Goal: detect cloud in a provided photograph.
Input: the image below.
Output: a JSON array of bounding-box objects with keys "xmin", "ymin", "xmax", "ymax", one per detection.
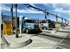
[
  {"xmin": 1, "ymin": 4, "xmax": 15, "ymax": 12},
  {"xmin": 1, "ymin": 4, "xmax": 43, "ymax": 14},
  {"xmin": 1, "ymin": 4, "xmax": 10, "ymax": 11},
  {"xmin": 53, "ymin": 8, "xmax": 70, "ymax": 14},
  {"xmin": 52, "ymin": 4, "xmax": 70, "ymax": 14},
  {"xmin": 30, "ymin": 3, "xmax": 36, "ymax": 7},
  {"xmin": 43, "ymin": 3, "xmax": 70, "ymax": 22},
  {"xmin": 43, "ymin": 4, "xmax": 52, "ymax": 7},
  {"xmin": 17, "ymin": 8, "xmax": 43, "ymax": 14},
  {"xmin": 43, "ymin": 3, "xmax": 70, "ymax": 14}
]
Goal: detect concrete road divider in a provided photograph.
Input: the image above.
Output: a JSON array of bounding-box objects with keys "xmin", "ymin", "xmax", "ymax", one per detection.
[{"xmin": 3, "ymin": 34, "xmax": 32, "ymax": 48}]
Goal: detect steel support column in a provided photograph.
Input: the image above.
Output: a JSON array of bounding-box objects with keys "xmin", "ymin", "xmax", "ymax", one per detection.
[
  {"xmin": 14, "ymin": 4, "xmax": 19, "ymax": 38},
  {"xmin": 1, "ymin": 13, "xmax": 3, "ymax": 23},
  {"xmin": 10, "ymin": 4, "xmax": 13, "ymax": 30},
  {"xmin": 65, "ymin": 19, "xmax": 66, "ymax": 24},
  {"xmin": 45, "ymin": 9, "xmax": 49, "ymax": 29},
  {"xmin": 45, "ymin": 9, "xmax": 47, "ymax": 22},
  {"xmin": 62, "ymin": 18, "xmax": 63, "ymax": 23},
  {"xmin": 56, "ymin": 14, "xmax": 58, "ymax": 23}
]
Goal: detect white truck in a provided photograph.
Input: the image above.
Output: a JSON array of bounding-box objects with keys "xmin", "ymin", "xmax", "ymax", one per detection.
[{"xmin": 41, "ymin": 20, "xmax": 49, "ymax": 30}]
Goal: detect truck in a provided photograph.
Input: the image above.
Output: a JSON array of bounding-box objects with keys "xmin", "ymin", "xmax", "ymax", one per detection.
[
  {"xmin": 40, "ymin": 19, "xmax": 54, "ymax": 30},
  {"xmin": 39, "ymin": 19, "xmax": 57, "ymax": 30},
  {"xmin": 21, "ymin": 17, "xmax": 40, "ymax": 33},
  {"xmin": 41, "ymin": 20, "xmax": 48, "ymax": 30}
]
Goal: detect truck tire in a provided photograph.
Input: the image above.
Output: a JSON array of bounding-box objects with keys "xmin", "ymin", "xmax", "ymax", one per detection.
[{"xmin": 26, "ymin": 29, "xmax": 29, "ymax": 34}]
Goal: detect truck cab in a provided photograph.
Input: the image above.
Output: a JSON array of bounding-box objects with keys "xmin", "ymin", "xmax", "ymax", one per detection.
[
  {"xmin": 41, "ymin": 19, "xmax": 54, "ymax": 30},
  {"xmin": 41, "ymin": 20, "xmax": 48, "ymax": 30},
  {"xmin": 22, "ymin": 18, "xmax": 39, "ymax": 33}
]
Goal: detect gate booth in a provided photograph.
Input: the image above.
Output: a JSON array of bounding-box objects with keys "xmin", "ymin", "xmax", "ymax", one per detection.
[
  {"xmin": 1, "ymin": 14, "xmax": 13, "ymax": 35},
  {"xmin": 3, "ymin": 21, "xmax": 13, "ymax": 35}
]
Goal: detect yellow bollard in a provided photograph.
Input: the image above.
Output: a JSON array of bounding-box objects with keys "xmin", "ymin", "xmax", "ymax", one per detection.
[
  {"xmin": 19, "ymin": 25, "xmax": 22, "ymax": 34},
  {"xmin": 39, "ymin": 24, "xmax": 42, "ymax": 31}
]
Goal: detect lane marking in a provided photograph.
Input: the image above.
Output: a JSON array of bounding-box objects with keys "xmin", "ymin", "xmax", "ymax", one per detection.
[{"xmin": 53, "ymin": 33, "xmax": 69, "ymax": 49}]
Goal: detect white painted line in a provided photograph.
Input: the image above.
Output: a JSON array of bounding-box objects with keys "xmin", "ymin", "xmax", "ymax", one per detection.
[
  {"xmin": 53, "ymin": 33, "xmax": 69, "ymax": 49},
  {"xmin": 56, "ymin": 46, "xmax": 67, "ymax": 49}
]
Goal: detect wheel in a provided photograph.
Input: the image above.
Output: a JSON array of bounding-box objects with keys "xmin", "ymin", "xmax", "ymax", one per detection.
[
  {"xmin": 44, "ymin": 27, "xmax": 47, "ymax": 30},
  {"xmin": 26, "ymin": 29, "xmax": 29, "ymax": 34}
]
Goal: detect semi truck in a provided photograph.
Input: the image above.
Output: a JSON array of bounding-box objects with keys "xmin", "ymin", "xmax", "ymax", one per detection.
[
  {"xmin": 39, "ymin": 19, "xmax": 55, "ymax": 30},
  {"xmin": 21, "ymin": 17, "xmax": 40, "ymax": 33},
  {"xmin": 41, "ymin": 20, "xmax": 48, "ymax": 30}
]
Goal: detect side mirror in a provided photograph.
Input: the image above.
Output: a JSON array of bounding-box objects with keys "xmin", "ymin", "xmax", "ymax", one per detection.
[{"xmin": 23, "ymin": 16, "xmax": 25, "ymax": 19}]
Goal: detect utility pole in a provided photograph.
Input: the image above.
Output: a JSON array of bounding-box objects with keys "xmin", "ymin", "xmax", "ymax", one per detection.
[
  {"xmin": 45, "ymin": 9, "xmax": 49, "ymax": 29},
  {"xmin": 65, "ymin": 19, "xmax": 66, "ymax": 24},
  {"xmin": 1, "ymin": 13, "xmax": 3, "ymax": 37},
  {"xmin": 62, "ymin": 18, "xmax": 63, "ymax": 23},
  {"xmin": 10, "ymin": 4, "xmax": 13, "ymax": 30},
  {"xmin": 45, "ymin": 9, "xmax": 47, "ymax": 22},
  {"xmin": 1, "ymin": 13, "xmax": 3, "ymax": 23},
  {"xmin": 56, "ymin": 14, "xmax": 58, "ymax": 23},
  {"xmin": 14, "ymin": 4, "xmax": 19, "ymax": 38},
  {"xmin": 68, "ymin": 21, "xmax": 69, "ymax": 25},
  {"xmin": 67, "ymin": 20, "xmax": 68, "ymax": 24}
]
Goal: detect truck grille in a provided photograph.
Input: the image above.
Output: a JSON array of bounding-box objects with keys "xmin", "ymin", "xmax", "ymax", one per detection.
[{"xmin": 34, "ymin": 25, "xmax": 39, "ymax": 29}]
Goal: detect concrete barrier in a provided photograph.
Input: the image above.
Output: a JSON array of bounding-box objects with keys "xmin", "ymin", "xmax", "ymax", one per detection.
[
  {"xmin": 50, "ymin": 30, "xmax": 56, "ymax": 34},
  {"xmin": 9, "ymin": 39, "xmax": 32, "ymax": 48},
  {"xmin": 3, "ymin": 34, "xmax": 32, "ymax": 48}
]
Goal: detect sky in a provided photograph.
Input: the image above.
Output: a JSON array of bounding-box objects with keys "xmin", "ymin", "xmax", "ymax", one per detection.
[{"xmin": 1, "ymin": 3, "xmax": 70, "ymax": 23}]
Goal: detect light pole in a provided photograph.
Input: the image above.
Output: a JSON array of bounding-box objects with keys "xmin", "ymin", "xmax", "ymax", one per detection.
[
  {"xmin": 62, "ymin": 18, "xmax": 63, "ymax": 23},
  {"xmin": 56, "ymin": 14, "xmax": 58, "ymax": 23},
  {"xmin": 10, "ymin": 4, "xmax": 13, "ymax": 30},
  {"xmin": 14, "ymin": 4, "xmax": 19, "ymax": 38},
  {"xmin": 65, "ymin": 19, "xmax": 66, "ymax": 24},
  {"xmin": 1, "ymin": 13, "xmax": 3, "ymax": 23},
  {"xmin": 45, "ymin": 9, "xmax": 49, "ymax": 29},
  {"xmin": 1, "ymin": 13, "xmax": 3, "ymax": 37},
  {"xmin": 45, "ymin": 9, "xmax": 47, "ymax": 22}
]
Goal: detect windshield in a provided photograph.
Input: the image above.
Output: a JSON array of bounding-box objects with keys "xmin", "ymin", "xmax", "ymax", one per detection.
[
  {"xmin": 42, "ymin": 20, "xmax": 46, "ymax": 23},
  {"xmin": 25, "ymin": 20, "xmax": 36, "ymax": 23}
]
